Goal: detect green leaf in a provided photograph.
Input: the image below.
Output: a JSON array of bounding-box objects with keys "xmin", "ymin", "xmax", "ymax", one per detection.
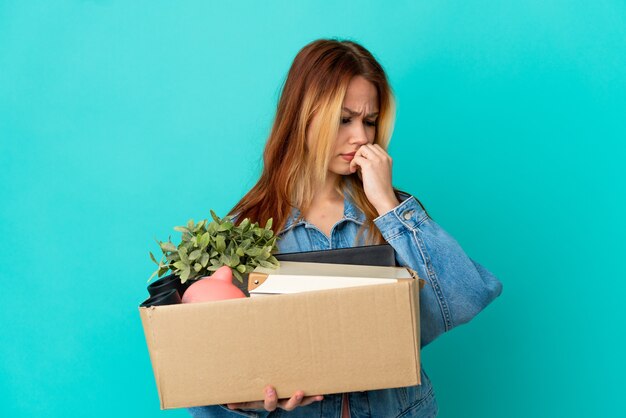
[
  {"xmin": 179, "ymin": 247, "xmax": 189, "ymax": 263},
  {"xmin": 210, "ymin": 209, "xmax": 221, "ymax": 223},
  {"xmin": 236, "ymin": 247, "xmax": 245, "ymax": 257},
  {"xmin": 159, "ymin": 241, "xmax": 178, "ymax": 253},
  {"xmin": 166, "ymin": 252, "xmax": 180, "ymax": 262},
  {"xmin": 199, "ymin": 232, "xmax": 210, "ymax": 249},
  {"xmin": 233, "ymin": 269, "xmax": 244, "ymax": 283},
  {"xmin": 193, "ymin": 262, "xmax": 202, "ymax": 272},
  {"xmin": 149, "ymin": 251, "xmax": 159, "ymax": 266},
  {"xmin": 180, "ymin": 268, "xmax": 191, "ymax": 282},
  {"xmin": 219, "ymin": 254, "xmax": 231, "ymax": 266},
  {"xmin": 173, "ymin": 261, "xmax": 187, "ymax": 271},
  {"xmin": 265, "ymin": 218, "xmax": 273, "ymax": 230},
  {"xmin": 189, "ymin": 249, "xmax": 202, "ymax": 261},
  {"xmin": 200, "ymin": 253, "xmax": 210, "ymax": 267},
  {"xmin": 245, "ymin": 247, "xmax": 262, "ymax": 257},
  {"xmin": 236, "ymin": 264, "xmax": 246, "ymax": 273},
  {"xmin": 215, "ymin": 235, "xmax": 226, "ymax": 253},
  {"xmin": 217, "ymin": 222, "xmax": 233, "ymax": 232},
  {"xmin": 187, "ymin": 219, "xmax": 195, "ymax": 230},
  {"xmin": 174, "ymin": 226, "xmax": 191, "ymax": 234},
  {"xmin": 258, "ymin": 260, "xmax": 277, "ymax": 268}
]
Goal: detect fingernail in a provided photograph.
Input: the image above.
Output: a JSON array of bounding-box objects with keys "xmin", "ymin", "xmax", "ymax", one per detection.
[
  {"xmin": 266, "ymin": 388, "xmax": 274, "ymax": 397},
  {"xmin": 296, "ymin": 393, "xmax": 303, "ymax": 400}
]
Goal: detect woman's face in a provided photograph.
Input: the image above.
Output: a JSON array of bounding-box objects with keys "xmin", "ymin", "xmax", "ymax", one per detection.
[{"xmin": 308, "ymin": 75, "xmax": 379, "ymax": 177}]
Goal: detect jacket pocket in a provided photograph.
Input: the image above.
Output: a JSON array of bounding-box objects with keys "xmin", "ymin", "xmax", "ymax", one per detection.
[{"xmin": 396, "ymin": 388, "xmax": 438, "ymax": 418}]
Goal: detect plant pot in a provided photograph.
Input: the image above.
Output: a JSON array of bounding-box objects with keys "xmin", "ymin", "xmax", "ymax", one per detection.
[
  {"xmin": 181, "ymin": 266, "xmax": 246, "ymax": 303},
  {"xmin": 140, "ymin": 288, "xmax": 182, "ymax": 307},
  {"xmin": 147, "ymin": 273, "xmax": 182, "ymax": 297},
  {"xmin": 180, "ymin": 277, "xmax": 199, "ymax": 295}
]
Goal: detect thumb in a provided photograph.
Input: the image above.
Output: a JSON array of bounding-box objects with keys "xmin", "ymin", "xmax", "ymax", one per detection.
[{"xmin": 349, "ymin": 159, "xmax": 359, "ymax": 173}]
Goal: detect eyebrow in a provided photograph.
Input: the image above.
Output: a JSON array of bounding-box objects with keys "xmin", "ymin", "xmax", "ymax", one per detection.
[{"xmin": 342, "ymin": 107, "xmax": 379, "ymax": 117}]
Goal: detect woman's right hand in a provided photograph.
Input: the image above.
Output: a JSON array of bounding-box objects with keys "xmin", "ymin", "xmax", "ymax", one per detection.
[{"xmin": 226, "ymin": 385, "xmax": 324, "ymax": 412}]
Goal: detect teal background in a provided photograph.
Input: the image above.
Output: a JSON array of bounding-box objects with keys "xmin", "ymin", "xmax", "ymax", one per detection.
[{"xmin": 1, "ymin": 1, "xmax": 624, "ymax": 417}]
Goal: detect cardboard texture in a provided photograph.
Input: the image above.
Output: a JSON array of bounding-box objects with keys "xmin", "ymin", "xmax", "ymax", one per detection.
[{"xmin": 139, "ymin": 272, "xmax": 425, "ymax": 409}]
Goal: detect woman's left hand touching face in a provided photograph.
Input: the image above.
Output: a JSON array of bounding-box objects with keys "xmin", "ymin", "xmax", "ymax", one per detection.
[{"xmin": 349, "ymin": 144, "xmax": 400, "ymax": 216}]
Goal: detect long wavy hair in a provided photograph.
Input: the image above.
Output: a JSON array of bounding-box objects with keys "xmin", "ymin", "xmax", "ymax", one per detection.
[{"xmin": 228, "ymin": 38, "xmax": 430, "ymax": 246}]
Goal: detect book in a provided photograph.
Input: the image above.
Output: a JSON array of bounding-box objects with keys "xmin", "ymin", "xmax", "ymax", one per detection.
[
  {"xmin": 274, "ymin": 243, "xmax": 398, "ymax": 267},
  {"xmin": 248, "ymin": 260, "xmax": 418, "ymax": 296}
]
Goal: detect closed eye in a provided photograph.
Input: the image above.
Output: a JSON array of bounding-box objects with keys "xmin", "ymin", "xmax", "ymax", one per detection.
[{"xmin": 341, "ymin": 118, "xmax": 377, "ymax": 127}]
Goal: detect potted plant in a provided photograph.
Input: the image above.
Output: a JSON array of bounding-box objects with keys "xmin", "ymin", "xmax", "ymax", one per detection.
[{"xmin": 148, "ymin": 210, "xmax": 280, "ymax": 290}]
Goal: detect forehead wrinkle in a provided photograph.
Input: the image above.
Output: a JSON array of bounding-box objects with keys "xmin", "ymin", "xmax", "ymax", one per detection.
[{"xmin": 342, "ymin": 106, "xmax": 379, "ymax": 117}]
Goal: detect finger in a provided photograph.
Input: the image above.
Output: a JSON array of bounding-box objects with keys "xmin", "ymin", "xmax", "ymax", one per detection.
[
  {"xmin": 349, "ymin": 154, "xmax": 361, "ymax": 172},
  {"xmin": 356, "ymin": 144, "xmax": 371, "ymax": 158},
  {"xmin": 370, "ymin": 143, "xmax": 385, "ymax": 152},
  {"xmin": 371, "ymin": 143, "xmax": 391, "ymax": 159},
  {"xmin": 364, "ymin": 143, "xmax": 384, "ymax": 155},
  {"xmin": 359, "ymin": 144, "xmax": 380, "ymax": 158},
  {"xmin": 280, "ymin": 390, "xmax": 304, "ymax": 411},
  {"xmin": 349, "ymin": 157, "xmax": 358, "ymax": 173},
  {"xmin": 350, "ymin": 155, "xmax": 370, "ymax": 173},
  {"xmin": 299, "ymin": 395, "xmax": 324, "ymax": 407},
  {"xmin": 264, "ymin": 386, "xmax": 278, "ymax": 411}
]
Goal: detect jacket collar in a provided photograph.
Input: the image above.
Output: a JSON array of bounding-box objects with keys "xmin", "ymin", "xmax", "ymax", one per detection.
[{"xmin": 278, "ymin": 183, "xmax": 366, "ymax": 235}]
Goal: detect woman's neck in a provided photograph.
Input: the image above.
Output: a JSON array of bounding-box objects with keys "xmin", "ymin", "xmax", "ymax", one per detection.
[{"xmin": 312, "ymin": 174, "xmax": 343, "ymax": 204}]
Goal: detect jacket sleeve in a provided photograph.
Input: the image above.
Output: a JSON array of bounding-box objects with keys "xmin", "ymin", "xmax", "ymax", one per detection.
[{"xmin": 373, "ymin": 194, "xmax": 503, "ymax": 348}]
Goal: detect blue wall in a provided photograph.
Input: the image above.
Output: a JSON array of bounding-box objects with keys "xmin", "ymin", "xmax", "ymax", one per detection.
[{"xmin": 1, "ymin": 1, "xmax": 624, "ymax": 417}]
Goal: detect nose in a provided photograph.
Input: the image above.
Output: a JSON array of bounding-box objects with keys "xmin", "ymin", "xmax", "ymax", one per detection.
[{"xmin": 348, "ymin": 123, "xmax": 369, "ymax": 146}]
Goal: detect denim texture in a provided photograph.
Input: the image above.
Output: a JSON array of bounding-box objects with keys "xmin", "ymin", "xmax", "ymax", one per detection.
[{"xmin": 187, "ymin": 187, "xmax": 502, "ymax": 418}]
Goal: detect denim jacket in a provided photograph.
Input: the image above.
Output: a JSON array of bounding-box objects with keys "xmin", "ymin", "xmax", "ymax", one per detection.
[{"xmin": 188, "ymin": 189, "xmax": 503, "ymax": 418}]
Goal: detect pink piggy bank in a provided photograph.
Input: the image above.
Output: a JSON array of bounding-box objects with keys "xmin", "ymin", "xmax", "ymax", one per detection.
[{"xmin": 181, "ymin": 265, "xmax": 246, "ymax": 303}]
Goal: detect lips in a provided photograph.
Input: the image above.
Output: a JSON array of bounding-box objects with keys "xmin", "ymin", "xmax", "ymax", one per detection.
[{"xmin": 341, "ymin": 152, "xmax": 356, "ymax": 157}]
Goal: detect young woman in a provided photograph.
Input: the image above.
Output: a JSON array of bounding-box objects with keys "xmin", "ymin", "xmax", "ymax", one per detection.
[{"xmin": 188, "ymin": 38, "xmax": 503, "ymax": 418}]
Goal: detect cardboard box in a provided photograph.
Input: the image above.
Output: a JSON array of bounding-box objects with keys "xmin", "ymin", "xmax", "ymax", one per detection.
[{"xmin": 139, "ymin": 273, "xmax": 425, "ymax": 409}]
